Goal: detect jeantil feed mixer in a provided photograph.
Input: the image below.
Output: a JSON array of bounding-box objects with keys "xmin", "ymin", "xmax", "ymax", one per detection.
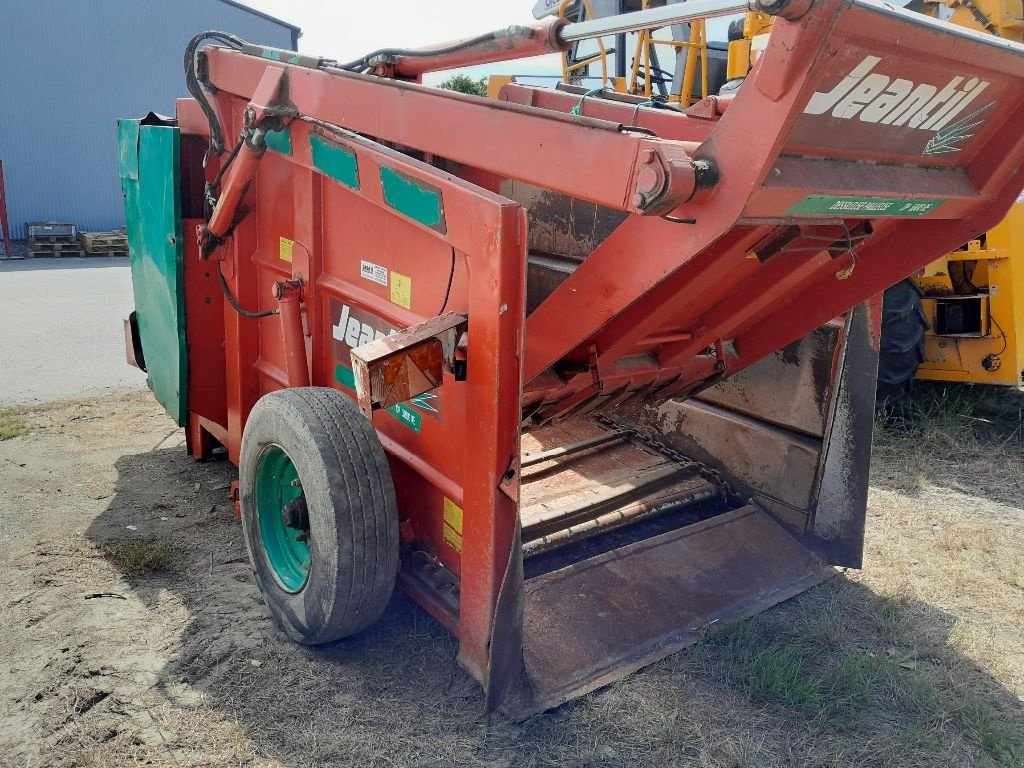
[{"xmin": 120, "ymin": 0, "xmax": 1024, "ymax": 716}]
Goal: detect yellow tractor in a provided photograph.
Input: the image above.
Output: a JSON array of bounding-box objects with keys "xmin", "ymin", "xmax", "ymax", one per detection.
[
  {"xmin": 536, "ymin": 0, "xmax": 1024, "ymax": 406},
  {"xmin": 873, "ymin": 0, "xmax": 1024, "ymax": 405}
]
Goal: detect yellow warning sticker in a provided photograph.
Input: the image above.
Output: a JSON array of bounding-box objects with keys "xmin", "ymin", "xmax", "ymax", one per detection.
[
  {"xmin": 442, "ymin": 498, "xmax": 463, "ymax": 552},
  {"xmin": 390, "ymin": 271, "xmax": 412, "ymax": 309},
  {"xmin": 443, "ymin": 524, "xmax": 462, "ymax": 553},
  {"xmin": 443, "ymin": 498, "xmax": 463, "ymax": 532},
  {"xmin": 279, "ymin": 236, "xmax": 294, "ymax": 263}
]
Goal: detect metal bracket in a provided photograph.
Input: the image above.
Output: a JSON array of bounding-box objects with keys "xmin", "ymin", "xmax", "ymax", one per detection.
[{"xmin": 350, "ymin": 313, "xmax": 468, "ymax": 419}]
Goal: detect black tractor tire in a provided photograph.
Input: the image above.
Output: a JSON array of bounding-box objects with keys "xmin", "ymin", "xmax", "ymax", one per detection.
[
  {"xmin": 239, "ymin": 387, "xmax": 399, "ymax": 644},
  {"xmin": 876, "ymin": 279, "xmax": 928, "ymax": 411}
]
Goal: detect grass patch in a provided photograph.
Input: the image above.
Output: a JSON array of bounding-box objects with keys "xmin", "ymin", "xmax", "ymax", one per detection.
[
  {"xmin": 702, "ymin": 619, "xmax": 888, "ymax": 724},
  {"xmin": 872, "ymin": 382, "xmax": 1024, "ymax": 504},
  {"xmin": 0, "ymin": 407, "xmax": 27, "ymax": 440},
  {"xmin": 104, "ymin": 539, "xmax": 177, "ymax": 574},
  {"xmin": 699, "ymin": 594, "xmax": 1024, "ymax": 765},
  {"xmin": 956, "ymin": 700, "xmax": 1024, "ymax": 767}
]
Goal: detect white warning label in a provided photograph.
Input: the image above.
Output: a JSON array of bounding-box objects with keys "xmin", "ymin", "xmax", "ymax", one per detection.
[{"xmin": 360, "ymin": 260, "xmax": 388, "ymax": 286}]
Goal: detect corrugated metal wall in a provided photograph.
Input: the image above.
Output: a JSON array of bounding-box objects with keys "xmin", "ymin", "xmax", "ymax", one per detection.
[{"xmin": 0, "ymin": 0, "xmax": 298, "ymax": 239}]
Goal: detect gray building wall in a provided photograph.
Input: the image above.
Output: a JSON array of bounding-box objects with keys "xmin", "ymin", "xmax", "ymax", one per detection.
[{"xmin": 0, "ymin": 0, "xmax": 299, "ymax": 239}]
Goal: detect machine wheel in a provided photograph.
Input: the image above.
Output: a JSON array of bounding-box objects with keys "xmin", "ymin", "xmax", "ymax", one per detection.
[
  {"xmin": 239, "ymin": 387, "xmax": 399, "ymax": 644},
  {"xmin": 876, "ymin": 279, "xmax": 928, "ymax": 410}
]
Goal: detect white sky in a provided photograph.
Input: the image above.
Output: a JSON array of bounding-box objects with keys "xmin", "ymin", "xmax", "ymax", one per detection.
[{"xmin": 241, "ymin": 0, "xmax": 565, "ymax": 84}]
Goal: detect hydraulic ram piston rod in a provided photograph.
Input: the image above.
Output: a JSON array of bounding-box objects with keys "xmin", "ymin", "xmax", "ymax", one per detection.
[
  {"xmin": 381, "ymin": 0, "xmax": 762, "ymax": 77},
  {"xmin": 560, "ymin": 0, "xmax": 752, "ymax": 42}
]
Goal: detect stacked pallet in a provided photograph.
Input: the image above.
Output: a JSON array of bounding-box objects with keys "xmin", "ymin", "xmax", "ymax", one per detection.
[
  {"xmin": 79, "ymin": 229, "xmax": 128, "ymax": 256},
  {"xmin": 26, "ymin": 221, "xmax": 82, "ymax": 257}
]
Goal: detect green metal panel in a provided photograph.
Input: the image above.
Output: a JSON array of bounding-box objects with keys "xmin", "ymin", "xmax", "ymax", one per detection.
[
  {"xmin": 265, "ymin": 126, "xmax": 292, "ymax": 155},
  {"xmin": 379, "ymin": 166, "xmax": 446, "ymax": 232},
  {"xmin": 310, "ymin": 133, "xmax": 359, "ymax": 189},
  {"xmin": 118, "ymin": 120, "xmax": 186, "ymax": 425}
]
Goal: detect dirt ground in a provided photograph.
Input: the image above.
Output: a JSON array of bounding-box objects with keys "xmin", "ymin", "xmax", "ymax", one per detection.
[{"xmin": 1, "ymin": 387, "xmax": 1022, "ymax": 768}]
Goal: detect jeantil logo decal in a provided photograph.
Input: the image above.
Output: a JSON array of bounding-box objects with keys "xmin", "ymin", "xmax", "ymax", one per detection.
[{"xmin": 804, "ymin": 55, "xmax": 993, "ymax": 154}]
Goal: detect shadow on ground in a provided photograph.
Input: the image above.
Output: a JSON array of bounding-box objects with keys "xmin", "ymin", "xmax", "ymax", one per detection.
[{"xmin": 86, "ymin": 445, "xmax": 1024, "ymax": 768}]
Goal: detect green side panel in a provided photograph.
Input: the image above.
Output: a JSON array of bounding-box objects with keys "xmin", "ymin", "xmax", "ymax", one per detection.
[
  {"xmin": 379, "ymin": 166, "xmax": 446, "ymax": 232},
  {"xmin": 118, "ymin": 120, "xmax": 186, "ymax": 426},
  {"xmin": 310, "ymin": 133, "xmax": 359, "ymax": 189},
  {"xmin": 333, "ymin": 364, "xmax": 421, "ymax": 432},
  {"xmin": 786, "ymin": 194, "xmax": 946, "ymax": 217},
  {"xmin": 265, "ymin": 126, "xmax": 292, "ymax": 155}
]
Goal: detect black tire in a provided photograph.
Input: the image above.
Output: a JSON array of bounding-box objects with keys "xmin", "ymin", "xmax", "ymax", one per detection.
[
  {"xmin": 239, "ymin": 387, "xmax": 399, "ymax": 644},
  {"xmin": 876, "ymin": 279, "xmax": 928, "ymax": 411}
]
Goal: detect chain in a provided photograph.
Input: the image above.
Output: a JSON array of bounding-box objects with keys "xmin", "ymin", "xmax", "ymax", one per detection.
[{"xmin": 594, "ymin": 414, "xmax": 741, "ymax": 503}]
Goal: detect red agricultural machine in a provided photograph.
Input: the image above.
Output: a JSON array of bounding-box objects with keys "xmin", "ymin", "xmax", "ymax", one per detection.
[{"xmin": 120, "ymin": 0, "xmax": 1024, "ymax": 716}]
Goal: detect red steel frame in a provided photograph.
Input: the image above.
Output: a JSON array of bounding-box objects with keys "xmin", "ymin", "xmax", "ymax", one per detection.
[{"xmin": 174, "ymin": 0, "xmax": 1024, "ymax": 702}]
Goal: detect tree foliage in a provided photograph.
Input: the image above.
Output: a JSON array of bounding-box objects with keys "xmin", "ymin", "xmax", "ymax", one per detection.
[{"xmin": 437, "ymin": 74, "xmax": 488, "ymax": 97}]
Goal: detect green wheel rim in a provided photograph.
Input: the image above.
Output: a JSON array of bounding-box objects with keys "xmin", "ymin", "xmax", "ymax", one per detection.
[{"xmin": 255, "ymin": 444, "xmax": 311, "ymax": 593}]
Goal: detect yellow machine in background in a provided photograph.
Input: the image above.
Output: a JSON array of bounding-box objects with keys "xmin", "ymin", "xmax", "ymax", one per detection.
[
  {"xmin": 880, "ymin": 0, "xmax": 1024, "ymax": 402},
  {"xmin": 914, "ymin": 203, "xmax": 1024, "ymax": 386},
  {"xmin": 543, "ymin": 0, "xmax": 1024, "ymax": 403}
]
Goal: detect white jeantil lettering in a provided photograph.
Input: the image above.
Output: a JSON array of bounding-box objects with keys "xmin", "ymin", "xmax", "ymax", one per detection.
[
  {"xmin": 332, "ymin": 303, "xmax": 396, "ymax": 349},
  {"xmin": 927, "ymin": 81, "xmax": 989, "ymax": 130},
  {"xmin": 909, "ymin": 77, "xmax": 963, "ymax": 128},
  {"xmin": 858, "ymin": 79, "xmax": 914, "ymax": 123},
  {"xmin": 885, "ymin": 84, "xmax": 938, "ymax": 126},
  {"xmin": 804, "ymin": 56, "xmax": 881, "ymax": 115},
  {"xmin": 832, "ymin": 73, "xmax": 890, "ymax": 119},
  {"xmin": 804, "ymin": 56, "xmax": 991, "ymax": 136}
]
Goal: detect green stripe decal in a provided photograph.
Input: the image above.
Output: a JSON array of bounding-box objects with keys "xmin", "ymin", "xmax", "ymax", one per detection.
[
  {"xmin": 787, "ymin": 195, "xmax": 946, "ymax": 217},
  {"xmin": 389, "ymin": 403, "xmax": 423, "ymax": 432},
  {"xmin": 334, "ymin": 364, "xmax": 422, "ymax": 432},
  {"xmin": 379, "ymin": 167, "xmax": 446, "ymax": 232},
  {"xmin": 265, "ymin": 127, "xmax": 292, "ymax": 156},
  {"xmin": 260, "ymin": 47, "xmax": 301, "ymax": 65},
  {"xmin": 334, "ymin": 363, "xmax": 356, "ymax": 390},
  {"xmin": 310, "ymin": 134, "xmax": 359, "ymax": 189}
]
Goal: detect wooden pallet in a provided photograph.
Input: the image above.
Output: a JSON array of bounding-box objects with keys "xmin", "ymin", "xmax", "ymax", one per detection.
[
  {"xmin": 27, "ymin": 242, "xmax": 84, "ymax": 257},
  {"xmin": 79, "ymin": 231, "xmax": 128, "ymax": 255},
  {"xmin": 28, "ymin": 234, "xmax": 78, "ymax": 245}
]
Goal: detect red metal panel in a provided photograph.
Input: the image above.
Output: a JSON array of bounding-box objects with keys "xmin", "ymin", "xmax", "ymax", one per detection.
[{"xmin": 185, "ymin": 91, "xmax": 529, "ymax": 678}]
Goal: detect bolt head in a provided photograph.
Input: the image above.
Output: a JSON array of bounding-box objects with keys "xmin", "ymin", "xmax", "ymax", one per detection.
[{"xmin": 635, "ymin": 165, "xmax": 661, "ymax": 195}]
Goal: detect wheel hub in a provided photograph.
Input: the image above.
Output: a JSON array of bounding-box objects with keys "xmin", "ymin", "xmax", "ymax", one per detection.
[
  {"xmin": 254, "ymin": 445, "xmax": 311, "ymax": 592},
  {"xmin": 281, "ymin": 496, "xmax": 310, "ymax": 542}
]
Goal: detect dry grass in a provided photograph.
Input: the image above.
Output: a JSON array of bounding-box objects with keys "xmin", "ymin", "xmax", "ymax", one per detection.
[
  {"xmin": 872, "ymin": 381, "xmax": 1024, "ymax": 504},
  {"xmin": 103, "ymin": 539, "xmax": 178, "ymax": 574},
  {"xmin": 0, "ymin": 405, "xmax": 28, "ymax": 440},
  {"xmin": 4, "ymin": 388, "xmax": 1023, "ymax": 768}
]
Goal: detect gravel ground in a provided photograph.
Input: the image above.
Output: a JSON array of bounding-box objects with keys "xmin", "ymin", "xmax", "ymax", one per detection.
[{"xmin": 0, "ymin": 248, "xmax": 146, "ymax": 404}]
